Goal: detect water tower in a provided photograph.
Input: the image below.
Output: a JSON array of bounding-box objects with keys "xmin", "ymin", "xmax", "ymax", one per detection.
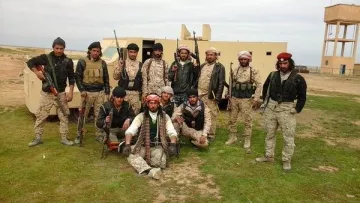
[{"xmin": 320, "ymin": 4, "xmax": 360, "ymax": 75}]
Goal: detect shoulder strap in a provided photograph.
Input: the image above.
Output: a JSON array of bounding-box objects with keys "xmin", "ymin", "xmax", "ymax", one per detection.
[
  {"xmin": 46, "ymin": 54, "xmax": 58, "ymax": 89},
  {"xmin": 250, "ymin": 67, "xmax": 253, "ymax": 83},
  {"xmin": 147, "ymin": 59, "xmax": 153, "ymax": 81},
  {"xmin": 162, "ymin": 60, "xmax": 166, "ymax": 84}
]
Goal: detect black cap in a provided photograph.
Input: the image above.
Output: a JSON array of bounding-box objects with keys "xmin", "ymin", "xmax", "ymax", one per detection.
[
  {"xmin": 127, "ymin": 43, "xmax": 139, "ymax": 52},
  {"xmin": 112, "ymin": 86, "xmax": 126, "ymax": 97},
  {"xmin": 88, "ymin": 41, "xmax": 102, "ymax": 50},
  {"xmin": 153, "ymin": 43, "xmax": 163, "ymax": 51},
  {"xmin": 52, "ymin": 37, "xmax": 66, "ymax": 48},
  {"xmin": 187, "ymin": 88, "xmax": 198, "ymax": 97}
]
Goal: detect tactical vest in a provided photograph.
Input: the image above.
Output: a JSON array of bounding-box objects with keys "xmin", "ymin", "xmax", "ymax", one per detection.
[
  {"xmin": 118, "ymin": 61, "xmax": 143, "ymax": 91},
  {"xmin": 269, "ymin": 71, "xmax": 299, "ymax": 103},
  {"xmin": 83, "ymin": 58, "xmax": 104, "ymax": 85},
  {"xmin": 231, "ymin": 67, "xmax": 256, "ymax": 99},
  {"xmin": 182, "ymin": 101, "xmax": 205, "ymax": 131}
]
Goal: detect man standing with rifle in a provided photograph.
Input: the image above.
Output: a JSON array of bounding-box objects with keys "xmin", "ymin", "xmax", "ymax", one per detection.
[
  {"xmin": 168, "ymin": 44, "xmax": 195, "ymax": 106},
  {"xmin": 225, "ymin": 51, "xmax": 262, "ymax": 154},
  {"xmin": 196, "ymin": 47, "xmax": 225, "ymax": 142},
  {"xmin": 26, "ymin": 37, "xmax": 75, "ymax": 147},
  {"xmin": 113, "ymin": 42, "xmax": 143, "ymax": 115},
  {"xmin": 142, "ymin": 43, "xmax": 168, "ymax": 100},
  {"xmin": 75, "ymin": 41, "xmax": 110, "ymax": 143}
]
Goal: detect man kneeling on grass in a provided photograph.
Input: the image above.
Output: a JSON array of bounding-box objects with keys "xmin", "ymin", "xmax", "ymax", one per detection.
[
  {"xmin": 172, "ymin": 89, "xmax": 211, "ymax": 149},
  {"xmin": 96, "ymin": 86, "xmax": 135, "ymax": 143},
  {"xmin": 123, "ymin": 93, "xmax": 178, "ymax": 180}
]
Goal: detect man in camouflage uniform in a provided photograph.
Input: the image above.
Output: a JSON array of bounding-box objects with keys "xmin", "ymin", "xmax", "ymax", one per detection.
[
  {"xmin": 196, "ymin": 47, "xmax": 225, "ymax": 141},
  {"xmin": 142, "ymin": 43, "xmax": 168, "ymax": 100},
  {"xmin": 27, "ymin": 37, "xmax": 75, "ymax": 146},
  {"xmin": 225, "ymin": 51, "xmax": 262, "ymax": 154},
  {"xmin": 123, "ymin": 94, "xmax": 178, "ymax": 180},
  {"xmin": 168, "ymin": 44, "xmax": 196, "ymax": 106},
  {"xmin": 172, "ymin": 89, "xmax": 211, "ymax": 149},
  {"xmin": 75, "ymin": 41, "xmax": 110, "ymax": 143},
  {"xmin": 256, "ymin": 52, "xmax": 307, "ymax": 171},
  {"xmin": 159, "ymin": 86, "xmax": 175, "ymax": 118},
  {"xmin": 113, "ymin": 43, "xmax": 143, "ymax": 114}
]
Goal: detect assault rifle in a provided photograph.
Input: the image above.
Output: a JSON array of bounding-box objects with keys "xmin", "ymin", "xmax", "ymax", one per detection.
[
  {"xmin": 35, "ymin": 65, "xmax": 68, "ymax": 116},
  {"xmin": 173, "ymin": 38, "xmax": 179, "ymax": 82},
  {"xmin": 77, "ymin": 98, "xmax": 87, "ymax": 146},
  {"xmin": 101, "ymin": 108, "xmax": 114, "ymax": 158},
  {"xmin": 227, "ymin": 62, "xmax": 234, "ymax": 111},
  {"xmin": 191, "ymin": 31, "xmax": 200, "ymax": 68},
  {"xmin": 113, "ymin": 30, "xmax": 124, "ymax": 61}
]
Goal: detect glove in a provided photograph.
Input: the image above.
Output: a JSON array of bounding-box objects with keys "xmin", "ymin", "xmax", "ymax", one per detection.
[
  {"xmin": 168, "ymin": 143, "xmax": 177, "ymax": 156},
  {"xmin": 123, "ymin": 144, "xmax": 131, "ymax": 157}
]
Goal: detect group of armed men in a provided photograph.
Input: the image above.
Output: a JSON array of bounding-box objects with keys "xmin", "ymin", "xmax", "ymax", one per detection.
[{"xmin": 26, "ymin": 37, "xmax": 307, "ymax": 179}]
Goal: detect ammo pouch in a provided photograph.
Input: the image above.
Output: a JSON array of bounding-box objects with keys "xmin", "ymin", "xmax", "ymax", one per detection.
[
  {"xmin": 232, "ymin": 82, "xmax": 255, "ymax": 98},
  {"xmin": 119, "ymin": 62, "xmax": 142, "ymax": 91}
]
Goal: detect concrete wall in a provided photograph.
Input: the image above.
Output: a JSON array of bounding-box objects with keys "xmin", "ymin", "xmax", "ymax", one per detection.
[
  {"xmin": 321, "ymin": 56, "xmax": 355, "ymax": 75},
  {"xmin": 325, "ymin": 4, "xmax": 360, "ymax": 23}
]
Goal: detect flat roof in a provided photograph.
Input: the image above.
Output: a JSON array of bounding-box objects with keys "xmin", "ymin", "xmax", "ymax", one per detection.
[{"xmin": 325, "ymin": 3, "xmax": 360, "ymax": 8}]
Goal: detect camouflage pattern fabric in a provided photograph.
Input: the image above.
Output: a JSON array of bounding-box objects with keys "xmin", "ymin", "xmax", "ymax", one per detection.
[
  {"xmin": 125, "ymin": 91, "xmax": 141, "ymax": 115},
  {"xmin": 83, "ymin": 91, "xmax": 106, "ymax": 137},
  {"xmin": 173, "ymin": 122, "xmax": 208, "ymax": 148},
  {"xmin": 228, "ymin": 98, "xmax": 253, "ymax": 148},
  {"xmin": 127, "ymin": 146, "xmax": 167, "ymax": 174},
  {"xmin": 263, "ymin": 99, "xmax": 296, "ymax": 162},
  {"xmin": 34, "ymin": 91, "xmax": 70, "ymax": 140},
  {"xmin": 141, "ymin": 58, "xmax": 168, "ymax": 97},
  {"xmin": 197, "ymin": 63, "xmax": 215, "ymax": 97},
  {"xmin": 200, "ymin": 96, "xmax": 218, "ymax": 139}
]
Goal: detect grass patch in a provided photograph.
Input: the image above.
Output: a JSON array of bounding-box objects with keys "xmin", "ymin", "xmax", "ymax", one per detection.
[{"xmin": 1, "ymin": 92, "xmax": 360, "ymax": 202}]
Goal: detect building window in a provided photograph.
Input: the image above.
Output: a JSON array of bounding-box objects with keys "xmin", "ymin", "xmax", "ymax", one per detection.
[
  {"xmin": 325, "ymin": 60, "xmax": 328, "ymax": 66},
  {"xmin": 266, "ymin": 51, "xmax": 272, "ymax": 56}
]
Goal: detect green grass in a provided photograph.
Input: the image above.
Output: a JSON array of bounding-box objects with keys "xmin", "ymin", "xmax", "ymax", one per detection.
[{"xmin": 0, "ymin": 92, "xmax": 360, "ymax": 202}]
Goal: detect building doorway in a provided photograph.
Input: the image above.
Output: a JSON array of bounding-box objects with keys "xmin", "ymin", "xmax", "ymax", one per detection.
[
  {"xmin": 340, "ymin": 64, "xmax": 346, "ymax": 75},
  {"xmin": 142, "ymin": 40, "xmax": 155, "ymax": 63}
]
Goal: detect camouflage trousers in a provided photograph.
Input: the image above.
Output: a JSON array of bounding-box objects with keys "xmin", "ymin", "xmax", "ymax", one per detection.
[
  {"xmin": 108, "ymin": 128, "xmax": 125, "ymax": 142},
  {"xmin": 127, "ymin": 146, "xmax": 166, "ymax": 174},
  {"xmin": 83, "ymin": 91, "xmax": 106, "ymax": 137},
  {"xmin": 228, "ymin": 98, "xmax": 253, "ymax": 148},
  {"xmin": 200, "ymin": 97, "xmax": 219, "ymax": 139},
  {"xmin": 34, "ymin": 91, "xmax": 70, "ymax": 140},
  {"xmin": 125, "ymin": 91, "xmax": 141, "ymax": 115},
  {"xmin": 263, "ymin": 101, "xmax": 297, "ymax": 162},
  {"xmin": 173, "ymin": 93, "xmax": 187, "ymax": 107},
  {"xmin": 173, "ymin": 122, "xmax": 208, "ymax": 148}
]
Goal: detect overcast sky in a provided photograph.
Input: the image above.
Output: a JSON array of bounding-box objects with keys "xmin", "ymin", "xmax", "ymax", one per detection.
[{"xmin": 1, "ymin": 0, "xmax": 359, "ymax": 66}]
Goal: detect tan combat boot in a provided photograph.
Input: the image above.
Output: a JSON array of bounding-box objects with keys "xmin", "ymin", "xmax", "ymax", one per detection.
[
  {"xmin": 225, "ymin": 134, "xmax": 238, "ymax": 145},
  {"xmin": 255, "ymin": 156, "xmax": 274, "ymax": 162},
  {"xmin": 244, "ymin": 137, "xmax": 251, "ymax": 154},
  {"xmin": 283, "ymin": 161, "xmax": 291, "ymax": 171},
  {"xmin": 148, "ymin": 168, "xmax": 162, "ymax": 180}
]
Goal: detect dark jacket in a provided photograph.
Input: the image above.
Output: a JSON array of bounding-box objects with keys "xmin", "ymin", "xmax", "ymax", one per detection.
[
  {"xmin": 26, "ymin": 51, "xmax": 75, "ymax": 93},
  {"xmin": 182, "ymin": 100, "xmax": 205, "ymax": 131},
  {"xmin": 262, "ymin": 70, "xmax": 307, "ymax": 113},
  {"xmin": 75, "ymin": 57, "xmax": 110, "ymax": 94},
  {"xmin": 197, "ymin": 62, "xmax": 226, "ymax": 101},
  {"xmin": 96, "ymin": 100, "xmax": 135, "ymax": 129},
  {"xmin": 168, "ymin": 60, "xmax": 195, "ymax": 93}
]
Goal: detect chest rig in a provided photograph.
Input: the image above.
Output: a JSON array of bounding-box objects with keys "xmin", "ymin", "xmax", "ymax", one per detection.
[{"xmin": 231, "ymin": 67, "xmax": 256, "ymax": 99}]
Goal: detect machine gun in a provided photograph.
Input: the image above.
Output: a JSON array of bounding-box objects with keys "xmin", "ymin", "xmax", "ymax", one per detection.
[
  {"xmin": 35, "ymin": 65, "xmax": 68, "ymax": 116},
  {"xmin": 77, "ymin": 98, "xmax": 87, "ymax": 146},
  {"xmin": 227, "ymin": 62, "xmax": 234, "ymax": 111},
  {"xmin": 114, "ymin": 30, "xmax": 128, "ymax": 81},
  {"xmin": 101, "ymin": 108, "xmax": 114, "ymax": 158}
]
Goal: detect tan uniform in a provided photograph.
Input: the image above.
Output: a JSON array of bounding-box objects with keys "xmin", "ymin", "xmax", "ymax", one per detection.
[
  {"xmin": 34, "ymin": 92, "xmax": 70, "ymax": 140},
  {"xmin": 198, "ymin": 62, "xmax": 218, "ymax": 139},
  {"xmin": 142, "ymin": 58, "xmax": 168, "ymax": 97},
  {"xmin": 227, "ymin": 66, "xmax": 262, "ymax": 149},
  {"xmin": 114, "ymin": 59, "xmax": 142, "ymax": 114},
  {"xmin": 82, "ymin": 91, "xmax": 106, "ymax": 137},
  {"xmin": 172, "ymin": 101, "xmax": 211, "ymax": 148}
]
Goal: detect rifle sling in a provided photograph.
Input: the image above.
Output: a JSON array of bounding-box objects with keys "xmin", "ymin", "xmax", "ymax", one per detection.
[{"xmin": 46, "ymin": 54, "xmax": 59, "ymax": 90}]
